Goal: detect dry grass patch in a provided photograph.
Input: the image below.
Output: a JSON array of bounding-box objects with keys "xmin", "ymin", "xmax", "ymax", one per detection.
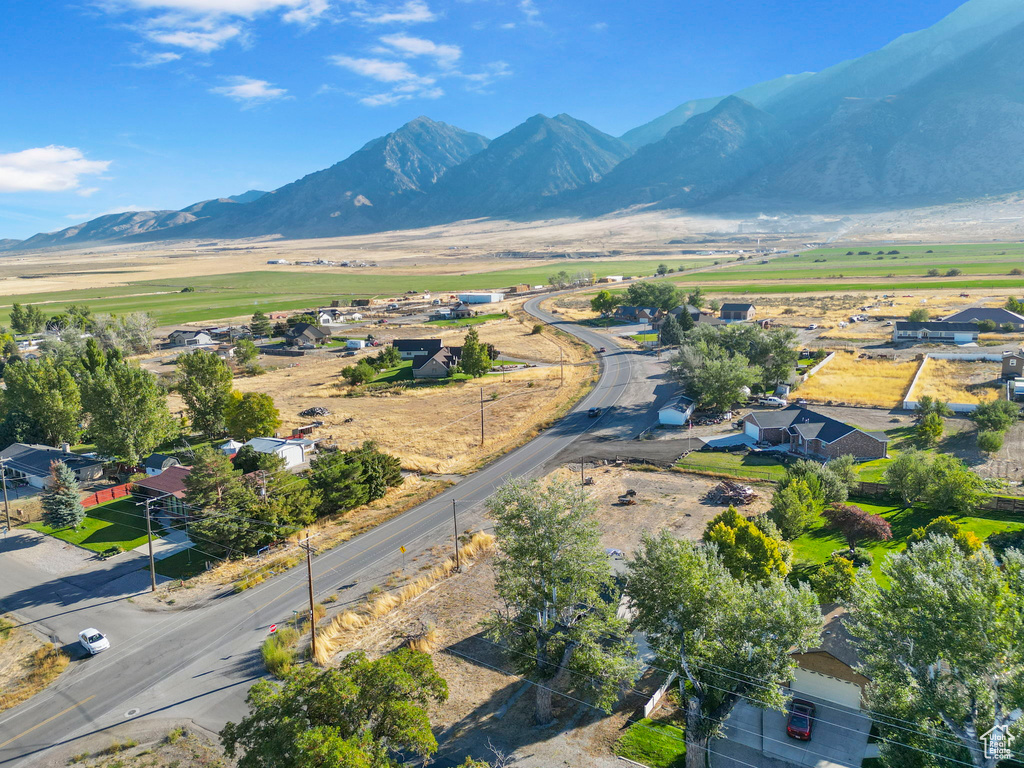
[
  {"xmin": 0, "ymin": 623, "xmax": 69, "ymax": 712},
  {"xmin": 796, "ymin": 352, "xmax": 919, "ymax": 408},
  {"xmin": 912, "ymin": 359, "xmax": 1002, "ymax": 404}
]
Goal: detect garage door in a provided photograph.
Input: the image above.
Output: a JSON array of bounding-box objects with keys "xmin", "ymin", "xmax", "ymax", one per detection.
[
  {"xmin": 791, "ymin": 669, "xmax": 862, "ymax": 710},
  {"xmin": 744, "ymin": 421, "xmax": 760, "ymax": 439}
]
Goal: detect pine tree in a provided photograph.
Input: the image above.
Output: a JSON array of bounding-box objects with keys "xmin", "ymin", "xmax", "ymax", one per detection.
[
  {"xmin": 660, "ymin": 314, "xmax": 683, "ymax": 346},
  {"xmin": 250, "ymin": 311, "xmax": 272, "ymax": 338},
  {"xmin": 41, "ymin": 461, "xmax": 85, "ymax": 530},
  {"xmin": 677, "ymin": 307, "xmax": 695, "ymax": 333}
]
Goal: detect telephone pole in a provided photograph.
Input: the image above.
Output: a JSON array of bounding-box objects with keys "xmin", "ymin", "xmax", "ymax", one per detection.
[
  {"xmin": 144, "ymin": 498, "xmax": 156, "ymax": 592},
  {"xmin": 480, "ymin": 387, "xmax": 485, "ymax": 446},
  {"xmin": 300, "ymin": 533, "xmax": 318, "ymax": 663},
  {"xmin": 452, "ymin": 499, "xmax": 461, "ymax": 572},
  {"xmin": 559, "ymin": 348, "xmax": 564, "ymax": 384},
  {"xmin": 1, "ymin": 458, "xmax": 10, "ymax": 532}
]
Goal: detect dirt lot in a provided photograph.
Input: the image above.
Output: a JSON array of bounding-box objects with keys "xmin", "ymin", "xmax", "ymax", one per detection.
[
  {"xmin": 795, "ymin": 352, "xmax": 920, "ymax": 408},
  {"xmin": 910, "ymin": 358, "xmax": 1002, "ymax": 404}
]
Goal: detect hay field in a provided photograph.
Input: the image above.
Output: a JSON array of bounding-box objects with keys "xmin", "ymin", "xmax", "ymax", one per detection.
[
  {"xmin": 912, "ymin": 359, "xmax": 1001, "ymax": 404},
  {"xmin": 796, "ymin": 352, "xmax": 919, "ymax": 408},
  {"xmin": 188, "ymin": 321, "xmax": 594, "ymax": 474}
]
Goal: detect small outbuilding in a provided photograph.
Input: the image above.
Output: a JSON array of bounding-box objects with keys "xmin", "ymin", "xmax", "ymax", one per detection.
[
  {"xmin": 144, "ymin": 453, "xmax": 181, "ymax": 476},
  {"xmin": 657, "ymin": 395, "xmax": 695, "ymax": 426},
  {"xmin": 457, "ymin": 292, "xmax": 504, "ymax": 304},
  {"xmin": 719, "ymin": 303, "xmax": 756, "ymax": 323}
]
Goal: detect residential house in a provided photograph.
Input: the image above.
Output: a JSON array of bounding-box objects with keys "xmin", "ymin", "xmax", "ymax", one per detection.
[
  {"xmin": 168, "ymin": 330, "xmax": 213, "ymax": 347},
  {"xmin": 284, "ymin": 322, "xmax": 331, "ymax": 347},
  {"xmin": 450, "ymin": 303, "xmax": 476, "ymax": 319},
  {"xmin": 893, "ymin": 321, "xmax": 979, "ymax": 344},
  {"xmin": 430, "ymin": 308, "xmax": 454, "ymax": 321},
  {"xmin": 413, "ymin": 346, "xmax": 462, "ymax": 379},
  {"xmin": 613, "ymin": 306, "xmax": 660, "ymax": 322},
  {"xmin": 663, "ymin": 305, "xmax": 724, "ymax": 327},
  {"xmin": 144, "ymin": 453, "xmax": 180, "ymax": 477},
  {"xmin": 657, "ymin": 396, "xmax": 695, "ymax": 426},
  {"xmin": 133, "ymin": 465, "xmax": 192, "ymax": 516},
  {"xmin": 943, "ymin": 306, "xmax": 1024, "ymax": 330},
  {"xmin": 394, "ymin": 339, "xmax": 444, "ymax": 360},
  {"xmin": 316, "ymin": 308, "xmax": 345, "ymax": 325},
  {"xmin": 242, "ymin": 437, "xmax": 306, "ymax": 469},
  {"xmin": 719, "ymin": 302, "xmax": 756, "ymax": 322},
  {"xmin": 741, "ymin": 406, "xmax": 888, "ymax": 460},
  {"xmin": 1003, "ymin": 349, "xmax": 1024, "ymax": 379},
  {"xmin": 790, "ymin": 605, "xmax": 869, "ymax": 710},
  {"xmin": 0, "ymin": 443, "xmax": 105, "ymax": 489}
]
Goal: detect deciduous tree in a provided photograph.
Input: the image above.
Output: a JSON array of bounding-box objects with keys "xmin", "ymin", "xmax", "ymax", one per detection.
[
  {"xmin": 926, "ymin": 454, "xmax": 982, "ymax": 515},
  {"xmin": 2, "ymin": 358, "xmax": 83, "ymax": 446},
  {"xmin": 590, "ymin": 290, "xmax": 617, "ymax": 316},
  {"xmin": 225, "ymin": 391, "xmax": 281, "ymax": 441},
  {"xmin": 809, "ymin": 553, "xmax": 856, "ymax": 603},
  {"xmin": 83, "ymin": 362, "xmax": 176, "ymax": 464},
  {"xmin": 485, "ymin": 478, "xmax": 638, "ymax": 724},
  {"xmin": 625, "ymin": 281, "xmax": 682, "ymax": 311},
  {"xmin": 821, "ymin": 503, "xmax": 893, "ymax": 555},
  {"xmin": 627, "ymin": 532, "xmax": 821, "ymax": 768},
  {"xmin": 973, "ymin": 398, "xmax": 1018, "ymax": 432},
  {"xmin": 849, "ymin": 538, "xmax": 1024, "ymax": 768},
  {"xmin": 177, "ymin": 349, "xmax": 234, "ymax": 437},
  {"xmin": 883, "ymin": 448, "xmax": 931, "ymax": 506},
  {"xmin": 703, "ymin": 506, "xmax": 791, "ymax": 582},
  {"xmin": 221, "ymin": 650, "xmax": 449, "ymax": 768}
]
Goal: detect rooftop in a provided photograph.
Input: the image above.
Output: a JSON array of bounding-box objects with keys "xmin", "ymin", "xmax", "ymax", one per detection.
[
  {"xmin": 0, "ymin": 443, "xmax": 104, "ymax": 477},
  {"xmin": 942, "ymin": 307, "xmax": 1024, "ymax": 324},
  {"xmin": 895, "ymin": 321, "xmax": 980, "ymax": 332},
  {"xmin": 747, "ymin": 406, "xmax": 888, "ymax": 445}
]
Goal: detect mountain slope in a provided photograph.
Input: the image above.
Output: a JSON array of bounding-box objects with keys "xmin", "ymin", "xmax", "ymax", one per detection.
[
  {"xmin": 413, "ymin": 114, "xmax": 632, "ymax": 223},
  {"xmin": 619, "ymin": 73, "xmax": 814, "ymax": 149},
  {"xmin": 581, "ymin": 97, "xmax": 788, "ymax": 211},
  {"xmin": 180, "ymin": 117, "xmax": 490, "ymax": 239}
]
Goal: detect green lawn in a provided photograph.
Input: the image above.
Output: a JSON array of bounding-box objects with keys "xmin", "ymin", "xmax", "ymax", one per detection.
[
  {"xmin": 632, "ymin": 333, "xmax": 659, "ymax": 343},
  {"xmin": 372, "ymin": 360, "xmax": 413, "ymax": 382},
  {"xmin": 424, "ymin": 312, "xmax": 507, "ymax": 327},
  {"xmin": 151, "ymin": 547, "xmax": 211, "ymax": 580},
  {"xmin": 26, "ymin": 498, "xmax": 162, "ymax": 554},
  {"xmin": 615, "ymin": 717, "xmax": 687, "ymax": 768},
  {"xmin": 790, "ymin": 499, "xmax": 1024, "ymax": 585},
  {"xmin": 676, "ymin": 452, "xmax": 788, "ymax": 481}
]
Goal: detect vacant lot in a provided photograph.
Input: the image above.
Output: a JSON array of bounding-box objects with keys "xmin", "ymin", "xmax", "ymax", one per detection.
[
  {"xmin": 796, "ymin": 352, "xmax": 918, "ymax": 408},
  {"xmin": 911, "ymin": 358, "xmax": 1002, "ymax": 404},
  {"xmin": 0, "ymin": 616, "xmax": 68, "ymax": 713}
]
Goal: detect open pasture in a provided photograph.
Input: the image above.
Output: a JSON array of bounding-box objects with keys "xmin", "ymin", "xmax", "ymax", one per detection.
[{"xmin": 795, "ymin": 352, "xmax": 919, "ymax": 408}]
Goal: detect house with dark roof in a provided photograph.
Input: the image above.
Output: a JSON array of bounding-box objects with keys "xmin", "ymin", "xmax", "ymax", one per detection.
[
  {"xmin": 664, "ymin": 305, "xmax": 724, "ymax": 327},
  {"xmin": 943, "ymin": 306, "xmax": 1024, "ymax": 329},
  {"xmin": 284, "ymin": 322, "xmax": 330, "ymax": 347},
  {"xmin": 394, "ymin": 338, "xmax": 444, "ymax": 360},
  {"xmin": 719, "ymin": 302, "xmax": 756, "ymax": 322},
  {"xmin": 134, "ymin": 465, "xmax": 192, "ymax": 515},
  {"xmin": 0, "ymin": 443, "xmax": 105, "ymax": 489},
  {"xmin": 613, "ymin": 306, "xmax": 660, "ymax": 322},
  {"xmin": 144, "ymin": 453, "xmax": 180, "ymax": 477},
  {"xmin": 893, "ymin": 321, "xmax": 979, "ymax": 344},
  {"xmin": 413, "ymin": 346, "xmax": 462, "ymax": 379},
  {"xmin": 168, "ymin": 329, "xmax": 213, "ymax": 347},
  {"xmin": 741, "ymin": 406, "xmax": 888, "ymax": 460}
]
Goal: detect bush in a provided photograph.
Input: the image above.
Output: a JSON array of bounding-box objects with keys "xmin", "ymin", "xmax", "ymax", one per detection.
[
  {"xmin": 987, "ymin": 529, "xmax": 1024, "ymax": 555},
  {"xmin": 946, "ymin": 268, "xmax": 962, "ymax": 277},
  {"xmin": 977, "ymin": 429, "xmax": 1004, "ymax": 454},
  {"xmin": 973, "ymin": 399, "xmax": 1018, "ymax": 432},
  {"xmin": 261, "ymin": 630, "xmax": 299, "ymax": 677},
  {"xmin": 927, "ymin": 268, "xmax": 940, "ymax": 277},
  {"xmin": 531, "ymin": 324, "xmax": 544, "ymax": 335},
  {"xmin": 978, "ymin": 319, "xmax": 997, "ymax": 332},
  {"xmin": 1011, "ymin": 268, "xmax": 1023, "ymax": 276},
  {"xmin": 849, "ymin": 548, "xmax": 874, "ymax": 567},
  {"xmin": 810, "ymin": 553, "xmax": 856, "ymax": 603}
]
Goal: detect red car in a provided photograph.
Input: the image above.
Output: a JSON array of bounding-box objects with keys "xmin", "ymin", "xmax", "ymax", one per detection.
[{"xmin": 786, "ymin": 699, "xmax": 816, "ymax": 741}]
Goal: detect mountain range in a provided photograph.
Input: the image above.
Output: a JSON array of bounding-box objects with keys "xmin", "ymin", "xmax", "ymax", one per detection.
[{"xmin": 8, "ymin": 0, "xmax": 1024, "ymax": 251}]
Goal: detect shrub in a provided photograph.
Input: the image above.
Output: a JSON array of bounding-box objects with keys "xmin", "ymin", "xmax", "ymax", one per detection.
[
  {"xmin": 977, "ymin": 429, "xmax": 1004, "ymax": 454},
  {"xmin": 927, "ymin": 268, "xmax": 940, "ymax": 277},
  {"xmin": 849, "ymin": 547, "xmax": 874, "ymax": 567},
  {"xmin": 810, "ymin": 553, "xmax": 856, "ymax": 603},
  {"xmin": 946, "ymin": 268, "xmax": 962, "ymax": 277},
  {"xmin": 986, "ymin": 529, "xmax": 1024, "ymax": 556},
  {"xmin": 907, "ymin": 308, "xmax": 930, "ymax": 323},
  {"xmin": 973, "ymin": 399, "xmax": 1018, "ymax": 432},
  {"xmin": 1011, "ymin": 268, "xmax": 1023, "ymax": 276},
  {"xmin": 908, "ymin": 516, "xmax": 982, "ymax": 554},
  {"xmin": 917, "ymin": 412, "xmax": 944, "ymax": 445},
  {"xmin": 1001, "ymin": 323, "xmax": 1016, "ymax": 333},
  {"xmin": 977, "ymin": 319, "xmax": 997, "ymax": 332},
  {"xmin": 531, "ymin": 324, "xmax": 544, "ymax": 335}
]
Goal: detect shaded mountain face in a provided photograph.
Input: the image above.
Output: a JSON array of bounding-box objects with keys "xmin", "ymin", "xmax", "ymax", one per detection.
[
  {"xmin": 413, "ymin": 113, "xmax": 632, "ymax": 223},
  {"xmin": 180, "ymin": 116, "xmax": 490, "ymax": 238},
  {"xmin": 0, "ymin": 239, "xmax": 23, "ymax": 251},
  {"xmin": 580, "ymin": 97, "xmax": 788, "ymax": 211}
]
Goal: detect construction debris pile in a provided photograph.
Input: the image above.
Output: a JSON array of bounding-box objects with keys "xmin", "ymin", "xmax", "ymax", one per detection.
[
  {"xmin": 299, "ymin": 406, "xmax": 331, "ymax": 417},
  {"xmin": 703, "ymin": 481, "xmax": 758, "ymax": 505}
]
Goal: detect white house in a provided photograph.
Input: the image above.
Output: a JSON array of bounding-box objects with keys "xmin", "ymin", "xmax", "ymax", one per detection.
[
  {"xmin": 168, "ymin": 329, "xmax": 214, "ymax": 347},
  {"xmin": 144, "ymin": 453, "xmax": 181, "ymax": 476},
  {"xmin": 243, "ymin": 438, "xmax": 305, "ymax": 469},
  {"xmin": 457, "ymin": 292, "xmax": 504, "ymax": 304},
  {"xmin": 658, "ymin": 395, "xmax": 695, "ymax": 426}
]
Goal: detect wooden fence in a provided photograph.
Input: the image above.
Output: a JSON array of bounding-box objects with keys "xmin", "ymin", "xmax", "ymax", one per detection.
[{"xmin": 82, "ymin": 483, "xmax": 132, "ymax": 508}]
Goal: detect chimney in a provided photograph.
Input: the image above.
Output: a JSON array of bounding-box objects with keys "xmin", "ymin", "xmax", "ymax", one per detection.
[{"xmin": 60, "ymin": 443, "xmax": 71, "ymax": 454}]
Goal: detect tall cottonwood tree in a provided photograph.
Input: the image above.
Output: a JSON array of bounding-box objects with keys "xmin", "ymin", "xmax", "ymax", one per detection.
[
  {"xmin": 83, "ymin": 362, "xmax": 176, "ymax": 464},
  {"xmin": 177, "ymin": 348, "xmax": 234, "ymax": 437},
  {"xmin": 627, "ymin": 532, "xmax": 821, "ymax": 768},
  {"xmin": 485, "ymin": 478, "xmax": 638, "ymax": 724},
  {"xmin": 849, "ymin": 538, "xmax": 1024, "ymax": 768}
]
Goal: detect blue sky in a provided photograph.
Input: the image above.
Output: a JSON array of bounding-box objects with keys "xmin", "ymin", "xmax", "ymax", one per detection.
[{"xmin": 0, "ymin": 0, "xmax": 965, "ymax": 240}]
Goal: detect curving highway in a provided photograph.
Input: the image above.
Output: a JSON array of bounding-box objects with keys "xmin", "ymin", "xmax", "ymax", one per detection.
[{"xmin": 0, "ymin": 295, "xmax": 641, "ymax": 767}]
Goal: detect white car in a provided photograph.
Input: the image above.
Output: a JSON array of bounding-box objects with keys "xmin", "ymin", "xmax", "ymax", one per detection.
[
  {"xmin": 759, "ymin": 396, "xmax": 789, "ymax": 407},
  {"xmin": 79, "ymin": 628, "xmax": 110, "ymax": 655},
  {"xmin": 807, "ymin": 324, "xmax": 818, "ymax": 330}
]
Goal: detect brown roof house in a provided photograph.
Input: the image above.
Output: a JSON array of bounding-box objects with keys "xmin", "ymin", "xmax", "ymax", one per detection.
[
  {"xmin": 284, "ymin": 322, "xmax": 331, "ymax": 347},
  {"xmin": 134, "ymin": 465, "xmax": 192, "ymax": 515},
  {"xmin": 412, "ymin": 346, "xmax": 462, "ymax": 379}
]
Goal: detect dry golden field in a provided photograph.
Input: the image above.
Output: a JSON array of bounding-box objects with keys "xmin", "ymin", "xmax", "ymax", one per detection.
[
  {"xmin": 796, "ymin": 352, "xmax": 919, "ymax": 408},
  {"xmin": 910, "ymin": 359, "xmax": 1002, "ymax": 404}
]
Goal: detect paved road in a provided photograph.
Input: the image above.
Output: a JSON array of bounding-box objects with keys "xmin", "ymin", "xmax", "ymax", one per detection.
[{"xmin": 0, "ymin": 295, "xmax": 640, "ymax": 767}]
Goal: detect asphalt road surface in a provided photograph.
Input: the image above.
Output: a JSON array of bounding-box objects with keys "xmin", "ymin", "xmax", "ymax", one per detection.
[{"xmin": 0, "ymin": 295, "xmax": 641, "ymax": 767}]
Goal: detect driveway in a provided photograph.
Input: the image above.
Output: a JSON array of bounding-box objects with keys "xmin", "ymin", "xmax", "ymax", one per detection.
[{"xmin": 715, "ymin": 696, "xmax": 870, "ymax": 768}]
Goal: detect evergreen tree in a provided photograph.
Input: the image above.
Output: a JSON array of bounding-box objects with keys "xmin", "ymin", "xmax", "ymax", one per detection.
[
  {"xmin": 250, "ymin": 311, "xmax": 272, "ymax": 338},
  {"xmin": 41, "ymin": 461, "xmax": 85, "ymax": 530},
  {"xmin": 659, "ymin": 314, "xmax": 683, "ymax": 346},
  {"xmin": 677, "ymin": 306, "xmax": 695, "ymax": 333},
  {"xmin": 459, "ymin": 327, "xmax": 491, "ymax": 378}
]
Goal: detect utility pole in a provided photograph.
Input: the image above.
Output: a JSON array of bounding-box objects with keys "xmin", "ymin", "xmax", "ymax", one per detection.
[
  {"xmin": 144, "ymin": 498, "xmax": 156, "ymax": 592},
  {"xmin": 301, "ymin": 533, "xmax": 318, "ymax": 663},
  {"xmin": 580, "ymin": 458, "xmax": 585, "ymax": 486},
  {"xmin": 480, "ymin": 387, "xmax": 485, "ymax": 446},
  {"xmin": 452, "ymin": 499, "xmax": 461, "ymax": 572},
  {"xmin": 559, "ymin": 348, "xmax": 564, "ymax": 384},
  {"xmin": 1, "ymin": 458, "xmax": 10, "ymax": 533}
]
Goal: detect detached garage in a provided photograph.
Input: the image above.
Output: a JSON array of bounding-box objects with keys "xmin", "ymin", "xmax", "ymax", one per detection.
[
  {"xmin": 790, "ymin": 606, "xmax": 868, "ymax": 710},
  {"xmin": 658, "ymin": 395, "xmax": 695, "ymax": 426}
]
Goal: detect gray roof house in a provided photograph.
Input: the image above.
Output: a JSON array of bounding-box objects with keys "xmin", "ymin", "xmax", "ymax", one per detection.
[
  {"xmin": 412, "ymin": 347, "xmax": 462, "ymax": 379},
  {"xmin": 394, "ymin": 339, "xmax": 444, "ymax": 359},
  {"xmin": 168, "ymin": 329, "xmax": 213, "ymax": 347},
  {"xmin": 0, "ymin": 443, "xmax": 105, "ymax": 489},
  {"xmin": 741, "ymin": 406, "xmax": 888, "ymax": 460},
  {"xmin": 943, "ymin": 307, "xmax": 1024, "ymax": 329},
  {"xmin": 720, "ymin": 302, "xmax": 756, "ymax": 322},
  {"xmin": 144, "ymin": 453, "xmax": 181, "ymax": 476},
  {"xmin": 893, "ymin": 321, "xmax": 979, "ymax": 344},
  {"xmin": 284, "ymin": 322, "xmax": 330, "ymax": 347}
]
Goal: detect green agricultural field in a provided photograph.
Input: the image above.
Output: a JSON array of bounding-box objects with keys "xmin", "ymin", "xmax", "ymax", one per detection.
[
  {"xmin": 790, "ymin": 499, "xmax": 1024, "ymax": 585},
  {"xmin": 0, "ymin": 258, "xmax": 715, "ymax": 326},
  {"xmin": 26, "ymin": 498, "xmax": 162, "ymax": 554}
]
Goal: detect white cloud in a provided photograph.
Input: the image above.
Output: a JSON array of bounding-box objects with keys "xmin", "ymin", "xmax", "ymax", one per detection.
[
  {"xmin": 144, "ymin": 21, "xmax": 244, "ymax": 51},
  {"xmin": 499, "ymin": 21, "xmax": 515, "ymax": 29},
  {"xmin": 210, "ymin": 76, "xmax": 289, "ymax": 105},
  {"xmin": 112, "ymin": 0, "xmax": 328, "ymax": 20},
  {"xmin": 360, "ymin": 85, "xmax": 441, "ymax": 106},
  {"xmin": 518, "ymin": 0, "xmax": 541, "ymax": 25},
  {"xmin": 354, "ymin": 0, "xmax": 435, "ymax": 24},
  {"xmin": 376, "ymin": 33, "xmax": 460, "ymax": 67},
  {"xmin": 0, "ymin": 146, "xmax": 110, "ymax": 194},
  {"xmin": 330, "ymin": 55, "xmax": 433, "ymax": 84},
  {"xmin": 590, "ymin": 21, "xmax": 607, "ymax": 32},
  {"xmin": 132, "ymin": 50, "xmax": 184, "ymax": 65}
]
